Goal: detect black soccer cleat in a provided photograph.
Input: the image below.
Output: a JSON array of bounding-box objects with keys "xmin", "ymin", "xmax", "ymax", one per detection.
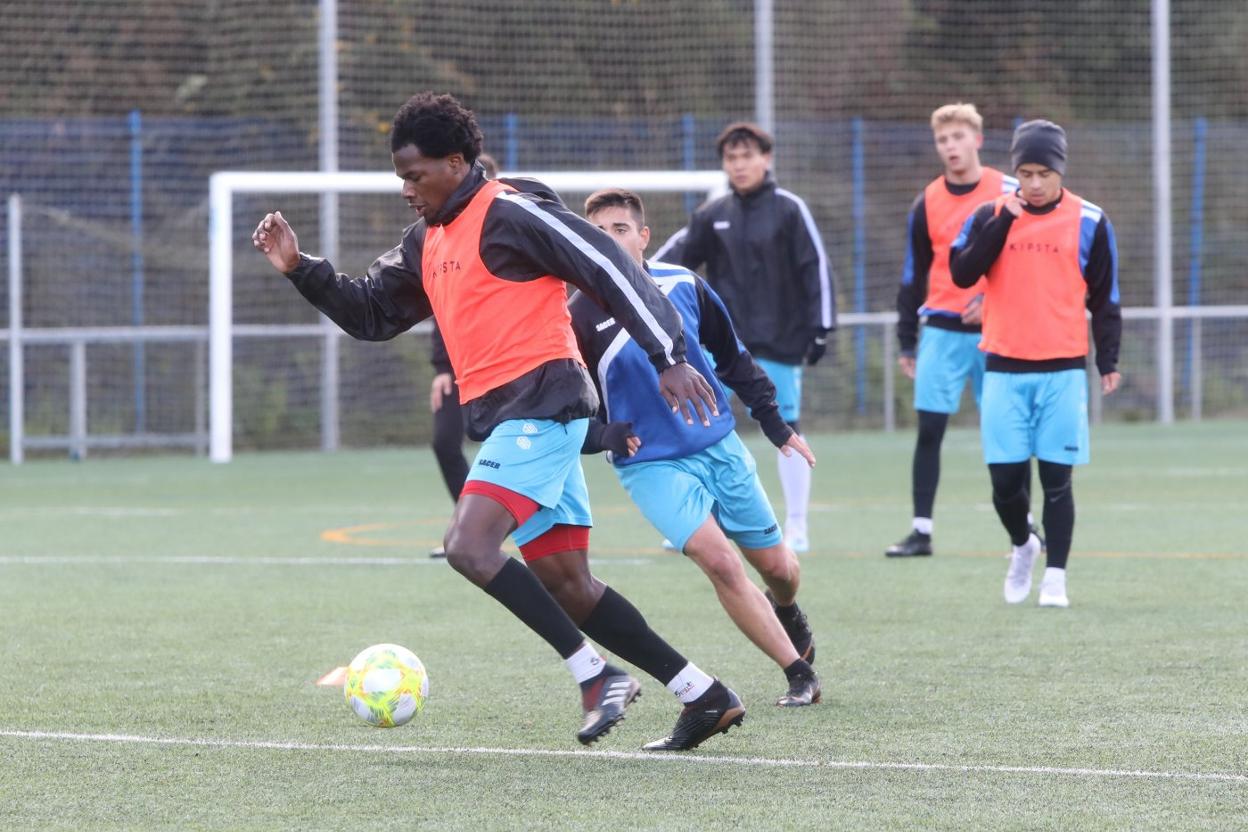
[
  {"xmin": 766, "ymin": 590, "xmax": 815, "ymax": 665},
  {"xmin": 577, "ymin": 666, "xmax": 641, "ymax": 746},
  {"xmin": 642, "ymin": 681, "xmax": 745, "ymax": 751},
  {"xmin": 776, "ymin": 669, "xmax": 822, "ymax": 707},
  {"xmin": 886, "ymin": 530, "xmax": 933, "ymax": 558}
]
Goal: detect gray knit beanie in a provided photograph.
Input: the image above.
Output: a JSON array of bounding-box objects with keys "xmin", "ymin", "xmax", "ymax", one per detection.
[{"xmin": 1011, "ymin": 120, "xmax": 1067, "ymax": 175}]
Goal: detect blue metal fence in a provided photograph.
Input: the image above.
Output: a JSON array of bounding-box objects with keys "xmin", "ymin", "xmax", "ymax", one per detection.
[{"xmin": 0, "ymin": 113, "xmax": 1236, "ymax": 419}]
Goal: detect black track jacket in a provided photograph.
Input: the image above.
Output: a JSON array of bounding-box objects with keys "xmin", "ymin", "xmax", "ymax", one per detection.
[
  {"xmin": 283, "ymin": 164, "xmax": 688, "ymax": 440},
  {"xmin": 657, "ymin": 173, "xmax": 837, "ymax": 364}
]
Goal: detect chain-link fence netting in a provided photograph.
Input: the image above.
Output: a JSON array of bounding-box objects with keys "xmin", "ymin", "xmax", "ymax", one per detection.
[{"xmin": 2, "ymin": 0, "xmax": 1245, "ymax": 454}]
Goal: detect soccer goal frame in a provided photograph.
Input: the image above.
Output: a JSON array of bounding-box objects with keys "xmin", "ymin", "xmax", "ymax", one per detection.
[{"xmin": 208, "ymin": 169, "xmax": 729, "ymax": 462}]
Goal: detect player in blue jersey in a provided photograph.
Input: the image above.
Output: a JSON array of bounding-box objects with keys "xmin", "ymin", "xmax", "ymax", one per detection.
[{"xmin": 570, "ymin": 189, "xmax": 822, "ymax": 725}]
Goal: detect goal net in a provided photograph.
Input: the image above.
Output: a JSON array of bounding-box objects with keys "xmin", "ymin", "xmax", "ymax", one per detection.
[
  {"xmin": 3, "ymin": 2, "xmax": 1248, "ymax": 461},
  {"xmin": 208, "ymin": 169, "xmax": 728, "ymax": 462}
]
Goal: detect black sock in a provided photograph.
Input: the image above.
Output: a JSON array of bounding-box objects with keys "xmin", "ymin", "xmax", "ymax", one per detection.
[
  {"xmin": 912, "ymin": 410, "xmax": 948, "ymax": 520},
  {"xmin": 989, "ymin": 461, "xmax": 1033, "ymax": 547},
  {"xmin": 1039, "ymin": 460, "xmax": 1075, "ymax": 569},
  {"xmin": 772, "ymin": 597, "xmax": 802, "ymax": 620},
  {"xmin": 783, "ymin": 659, "xmax": 813, "ymax": 680},
  {"xmin": 690, "ymin": 679, "xmax": 727, "ymax": 706},
  {"xmin": 482, "ymin": 558, "xmax": 585, "ymax": 659},
  {"xmin": 579, "ymin": 586, "xmax": 687, "ymax": 685}
]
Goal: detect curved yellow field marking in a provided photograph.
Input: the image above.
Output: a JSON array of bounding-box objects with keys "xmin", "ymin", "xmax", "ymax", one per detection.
[{"xmin": 320, "ymin": 522, "xmax": 439, "ymax": 548}]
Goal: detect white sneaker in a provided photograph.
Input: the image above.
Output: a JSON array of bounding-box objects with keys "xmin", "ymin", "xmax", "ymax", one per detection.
[
  {"xmin": 783, "ymin": 523, "xmax": 813, "ymax": 556},
  {"xmin": 1003, "ymin": 534, "xmax": 1041, "ymax": 604},
  {"xmin": 1037, "ymin": 567, "xmax": 1070, "ymax": 608},
  {"xmin": 661, "ymin": 538, "xmax": 677, "ymax": 551}
]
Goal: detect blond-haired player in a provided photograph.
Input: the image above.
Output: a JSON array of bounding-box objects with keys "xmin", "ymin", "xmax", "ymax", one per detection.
[{"xmin": 887, "ymin": 103, "xmax": 1021, "ymax": 558}]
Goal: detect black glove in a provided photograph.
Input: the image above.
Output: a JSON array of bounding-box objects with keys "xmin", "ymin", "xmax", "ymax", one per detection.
[
  {"xmin": 806, "ymin": 332, "xmax": 829, "ymax": 366},
  {"xmin": 582, "ymin": 420, "xmax": 637, "ymax": 457},
  {"xmin": 598, "ymin": 421, "xmax": 636, "ymax": 457}
]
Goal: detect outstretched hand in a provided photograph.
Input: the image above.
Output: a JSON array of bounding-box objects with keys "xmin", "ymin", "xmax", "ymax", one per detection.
[
  {"xmin": 779, "ymin": 433, "xmax": 816, "ymax": 468},
  {"xmin": 252, "ymin": 211, "xmax": 301, "ymax": 273},
  {"xmin": 658, "ymin": 362, "xmax": 719, "ymax": 427}
]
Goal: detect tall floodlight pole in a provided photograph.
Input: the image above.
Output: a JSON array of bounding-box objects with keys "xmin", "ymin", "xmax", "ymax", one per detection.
[
  {"xmin": 8, "ymin": 194, "xmax": 23, "ymax": 464},
  {"xmin": 754, "ymin": 0, "xmax": 774, "ymax": 133},
  {"xmin": 318, "ymin": 0, "xmax": 341, "ymax": 450},
  {"xmin": 1152, "ymin": 0, "xmax": 1174, "ymax": 424}
]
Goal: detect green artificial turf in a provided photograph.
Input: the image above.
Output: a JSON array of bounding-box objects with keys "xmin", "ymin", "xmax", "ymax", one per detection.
[{"xmin": 1, "ymin": 421, "xmax": 1245, "ymax": 830}]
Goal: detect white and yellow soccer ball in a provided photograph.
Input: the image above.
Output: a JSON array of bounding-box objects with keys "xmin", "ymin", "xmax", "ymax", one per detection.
[{"xmin": 343, "ymin": 643, "xmax": 429, "ymax": 727}]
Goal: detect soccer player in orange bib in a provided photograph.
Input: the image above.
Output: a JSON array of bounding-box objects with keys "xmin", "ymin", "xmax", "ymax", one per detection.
[
  {"xmin": 888, "ymin": 103, "xmax": 1018, "ymax": 558},
  {"xmin": 253, "ymin": 92, "xmax": 737, "ymax": 747},
  {"xmin": 950, "ymin": 119, "xmax": 1122, "ymax": 607}
]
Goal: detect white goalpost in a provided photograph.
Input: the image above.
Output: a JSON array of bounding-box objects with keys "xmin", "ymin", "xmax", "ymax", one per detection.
[{"xmin": 208, "ymin": 169, "xmax": 729, "ymax": 462}]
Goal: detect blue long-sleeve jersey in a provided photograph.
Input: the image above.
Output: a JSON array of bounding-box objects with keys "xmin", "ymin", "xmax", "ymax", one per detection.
[{"xmin": 569, "ymin": 261, "xmax": 793, "ymax": 466}]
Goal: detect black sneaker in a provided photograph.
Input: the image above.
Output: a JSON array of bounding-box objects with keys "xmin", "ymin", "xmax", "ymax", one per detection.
[
  {"xmin": 642, "ymin": 681, "xmax": 745, "ymax": 751},
  {"xmin": 776, "ymin": 669, "xmax": 821, "ymax": 707},
  {"xmin": 885, "ymin": 530, "xmax": 933, "ymax": 558},
  {"xmin": 576, "ymin": 666, "xmax": 641, "ymax": 745},
  {"xmin": 765, "ymin": 590, "xmax": 815, "ymax": 664}
]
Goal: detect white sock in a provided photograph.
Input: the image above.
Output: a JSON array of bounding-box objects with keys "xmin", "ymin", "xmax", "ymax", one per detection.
[
  {"xmin": 777, "ymin": 444, "xmax": 811, "ymax": 529},
  {"xmin": 912, "ymin": 517, "xmax": 933, "ymax": 535},
  {"xmin": 665, "ymin": 662, "xmax": 715, "ymax": 704},
  {"xmin": 564, "ymin": 642, "xmax": 606, "ymax": 685},
  {"xmin": 1015, "ymin": 533, "xmax": 1040, "ymax": 555}
]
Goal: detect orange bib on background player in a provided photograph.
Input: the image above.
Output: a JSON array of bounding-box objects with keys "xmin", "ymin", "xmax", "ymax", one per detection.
[
  {"xmin": 979, "ymin": 191, "xmax": 1089, "ymax": 361},
  {"xmin": 422, "ymin": 180, "xmax": 583, "ymax": 403},
  {"xmin": 922, "ymin": 168, "xmax": 1006, "ymax": 315}
]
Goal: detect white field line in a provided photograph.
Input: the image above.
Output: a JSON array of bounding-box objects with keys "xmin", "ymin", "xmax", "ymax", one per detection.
[
  {"xmin": 0, "ymin": 555, "xmax": 654, "ymax": 567},
  {"xmin": 0, "ymin": 730, "xmax": 1243, "ymax": 784}
]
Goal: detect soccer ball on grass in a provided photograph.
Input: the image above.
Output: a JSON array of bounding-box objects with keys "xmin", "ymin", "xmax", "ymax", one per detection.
[{"xmin": 343, "ymin": 643, "xmax": 429, "ymax": 727}]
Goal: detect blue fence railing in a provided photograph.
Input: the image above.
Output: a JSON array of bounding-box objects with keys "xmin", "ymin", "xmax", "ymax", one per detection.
[{"xmin": 1, "ymin": 113, "xmax": 1237, "ymax": 420}]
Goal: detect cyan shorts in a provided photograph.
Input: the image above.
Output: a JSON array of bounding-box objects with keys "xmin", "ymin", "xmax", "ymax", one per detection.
[
  {"xmin": 914, "ymin": 325, "xmax": 986, "ymax": 414},
  {"xmin": 980, "ymin": 370, "xmax": 1090, "ymax": 466},
  {"xmin": 465, "ymin": 418, "xmax": 593, "ymax": 546},
  {"xmin": 615, "ymin": 430, "xmax": 782, "ymax": 552}
]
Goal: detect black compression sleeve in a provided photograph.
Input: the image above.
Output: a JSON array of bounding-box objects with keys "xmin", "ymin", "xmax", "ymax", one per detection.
[
  {"xmin": 896, "ymin": 193, "xmax": 932, "ymax": 355},
  {"xmin": 1085, "ymin": 217, "xmax": 1122, "ymax": 376},
  {"xmin": 696, "ymin": 279, "xmax": 792, "ymax": 447},
  {"xmin": 950, "ymin": 204, "xmax": 1013, "ymax": 288}
]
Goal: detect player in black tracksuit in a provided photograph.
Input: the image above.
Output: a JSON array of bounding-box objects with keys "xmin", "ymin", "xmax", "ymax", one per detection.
[{"xmin": 656, "ymin": 122, "xmax": 837, "ymax": 553}]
